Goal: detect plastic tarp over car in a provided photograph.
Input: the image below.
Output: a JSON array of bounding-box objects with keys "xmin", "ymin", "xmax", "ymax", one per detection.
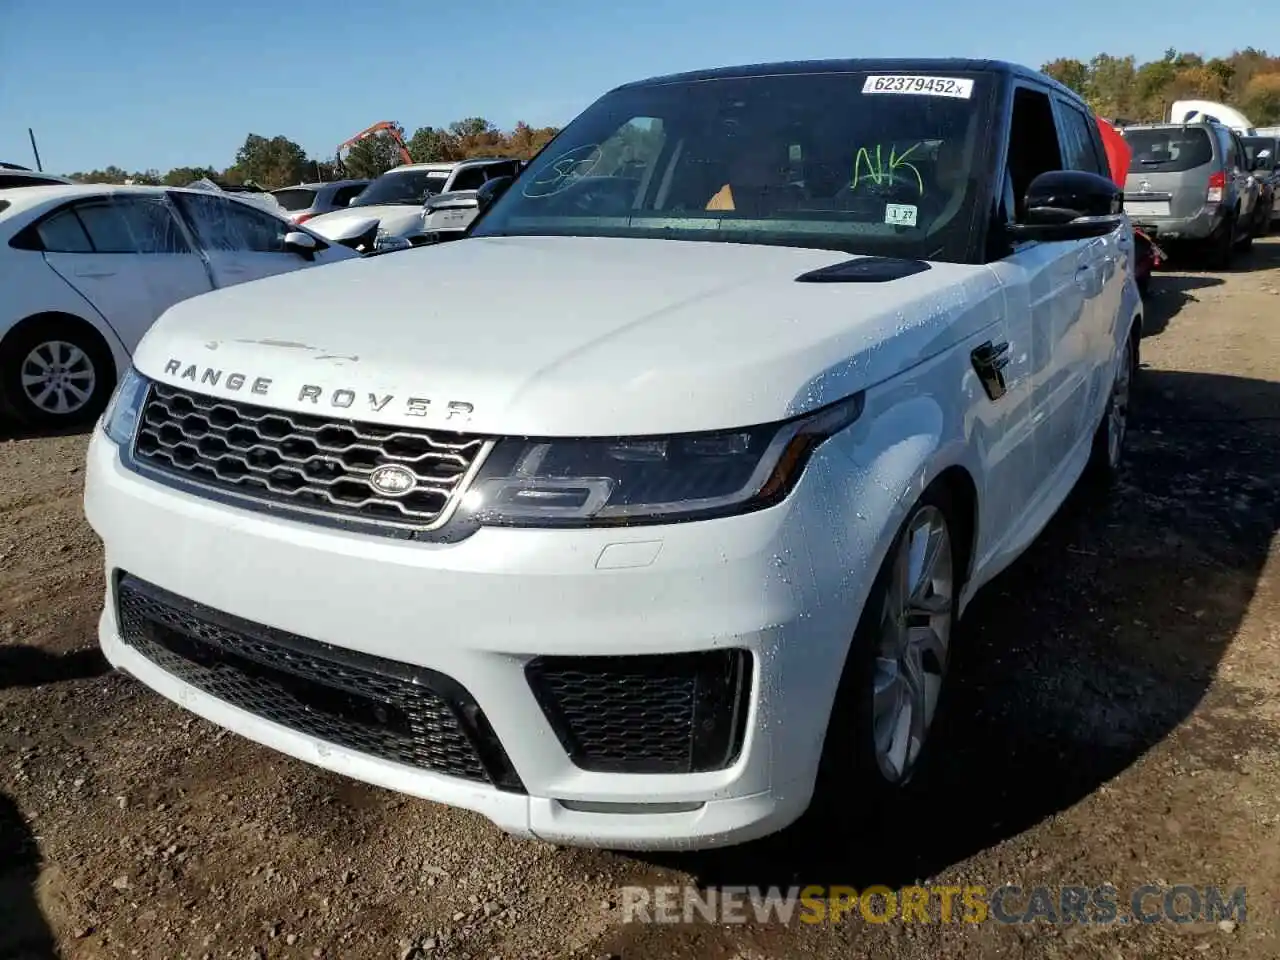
[{"xmin": 184, "ymin": 178, "xmax": 287, "ymax": 216}]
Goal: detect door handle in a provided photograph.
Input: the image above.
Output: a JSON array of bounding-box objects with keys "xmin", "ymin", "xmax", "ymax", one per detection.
[{"xmin": 73, "ymin": 270, "xmax": 117, "ymax": 279}]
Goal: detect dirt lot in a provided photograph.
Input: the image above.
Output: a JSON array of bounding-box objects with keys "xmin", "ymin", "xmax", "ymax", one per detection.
[{"xmin": 3, "ymin": 241, "xmax": 1280, "ymax": 960}]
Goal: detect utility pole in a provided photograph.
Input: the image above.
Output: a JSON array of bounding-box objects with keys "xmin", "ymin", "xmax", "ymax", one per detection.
[{"xmin": 28, "ymin": 128, "xmax": 43, "ymax": 171}]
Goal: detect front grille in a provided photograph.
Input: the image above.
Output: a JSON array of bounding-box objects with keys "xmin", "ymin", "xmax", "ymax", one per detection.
[
  {"xmin": 131, "ymin": 383, "xmax": 488, "ymax": 531},
  {"xmin": 525, "ymin": 650, "xmax": 752, "ymax": 774},
  {"xmin": 115, "ymin": 574, "xmax": 523, "ymax": 792}
]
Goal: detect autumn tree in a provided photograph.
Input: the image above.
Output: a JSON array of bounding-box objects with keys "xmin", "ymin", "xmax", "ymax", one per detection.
[
  {"xmin": 340, "ymin": 124, "xmax": 408, "ymax": 179},
  {"xmin": 1241, "ymin": 73, "xmax": 1280, "ymax": 125},
  {"xmin": 229, "ymin": 134, "xmax": 310, "ymax": 188},
  {"xmin": 1042, "ymin": 58, "xmax": 1091, "ymax": 98},
  {"xmin": 407, "ymin": 126, "xmax": 461, "ymax": 163}
]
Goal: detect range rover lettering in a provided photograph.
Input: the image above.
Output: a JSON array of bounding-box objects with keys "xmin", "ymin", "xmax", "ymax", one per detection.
[{"xmin": 85, "ymin": 58, "xmax": 1141, "ymax": 851}]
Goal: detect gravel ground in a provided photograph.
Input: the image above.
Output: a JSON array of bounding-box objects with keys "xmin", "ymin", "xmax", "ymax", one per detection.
[{"xmin": 3, "ymin": 240, "xmax": 1279, "ymax": 959}]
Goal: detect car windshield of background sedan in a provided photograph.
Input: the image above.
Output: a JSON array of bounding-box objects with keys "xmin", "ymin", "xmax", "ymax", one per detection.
[
  {"xmin": 351, "ymin": 169, "xmax": 449, "ymax": 207},
  {"xmin": 471, "ymin": 71, "xmax": 991, "ymax": 262}
]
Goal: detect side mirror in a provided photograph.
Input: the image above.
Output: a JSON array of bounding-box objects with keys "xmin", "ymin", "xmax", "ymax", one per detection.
[
  {"xmin": 348, "ymin": 196, "xmax": 360, "ymax": 206},
  {"xmin": 283, "ymin": 230, "xmax": 319, "ymax": 257},
  {"xmin": 1007, "ymin": 170, "xmax": 1125, "ymax": 243}
]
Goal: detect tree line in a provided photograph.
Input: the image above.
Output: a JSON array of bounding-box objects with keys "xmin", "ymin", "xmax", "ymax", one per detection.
[
  {"xmin": 58, "ymin": 46, "xmax": 1280, "ymax": 187},
  {"xmin": 63, "ymin": 118, "xmax": 561, "ymax": 190},
  {"xmin": 1042, "ymin": 47, "xmax": 1280, "ymax": 123}
]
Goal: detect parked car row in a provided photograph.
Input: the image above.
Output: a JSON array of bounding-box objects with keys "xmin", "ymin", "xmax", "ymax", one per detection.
[
  {"xmin": 0, "ymin": 184, "xmax": 358, "ymax": 425},
  {"xmin": 291, "ymin": 157, "xmax": 522, "ymax": 251},
  {"xmin": 1120, "ymin": 118, "xmax": 1272, "ymax": 268}
]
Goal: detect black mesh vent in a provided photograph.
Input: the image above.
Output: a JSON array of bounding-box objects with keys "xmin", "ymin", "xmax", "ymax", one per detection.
[
  {"xmin": 525, "ymin": 650, "xmax": 752, "ymax": 774},
  {"xmin": 115, "ymin": 574, "xmax": 523, "ymax": 792},
  {"xmin": 130, "ymin": 383, "xmax": 486, "ymax": 531}
]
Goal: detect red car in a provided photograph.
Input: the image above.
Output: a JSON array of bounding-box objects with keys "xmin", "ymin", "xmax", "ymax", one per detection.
[{"xmin": 1097, "ymin": 116, "xmax": 1164, "ymax": 296}]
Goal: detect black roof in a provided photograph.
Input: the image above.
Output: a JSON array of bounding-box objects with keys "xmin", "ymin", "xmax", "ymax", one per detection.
[{"xmin": 614, "ymin": 57, "xmax": 1076, "ymax": 100}]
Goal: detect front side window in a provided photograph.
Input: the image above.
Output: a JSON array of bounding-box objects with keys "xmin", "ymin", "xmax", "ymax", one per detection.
[
  {"xmin": 173, "ymin": 192, "xmax": 289, "ymax": 253},
  {"xmin": 449, "ymin": 167, "xmax": 489, "ymax": 192},
  {"xmin": 350, "ymin": 169, "xmax": 450, "ymax": 206},
  {"xmin": 1056, "ymin": 102, "xmax": 1104, "ymax": 176},
  {"xmin": 1242, "ymin": 137, "xmax": 1276, "ymax": 171},
  {"xmin": 472, "ymin": 71, "xmax": 993, "ymax": 262}
]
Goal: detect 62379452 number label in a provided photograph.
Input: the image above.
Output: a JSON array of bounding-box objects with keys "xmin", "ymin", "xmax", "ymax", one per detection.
[{"xmin": 861, "ymin": 75, "xmax": 975, "ymax": 99}]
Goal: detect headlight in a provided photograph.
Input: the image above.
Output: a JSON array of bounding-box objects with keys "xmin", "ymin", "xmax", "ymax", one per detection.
[
  {"xmin": 456, "ymin": 394, "xmax": 864, "ymax": 527},
  {"xmin": 101, "ymin": 366, "xmax": 149, "ymax": 446}
]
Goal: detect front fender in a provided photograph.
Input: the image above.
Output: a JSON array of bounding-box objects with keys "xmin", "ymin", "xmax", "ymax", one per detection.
[{"xmin": 823, "ymin": 389, "xmax": 979, "ymax": 631}]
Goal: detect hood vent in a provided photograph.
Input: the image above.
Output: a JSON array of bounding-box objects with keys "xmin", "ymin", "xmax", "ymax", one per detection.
[{"xmin": 795, "ymin": 257, "xmax": 931, "ymax": 284}]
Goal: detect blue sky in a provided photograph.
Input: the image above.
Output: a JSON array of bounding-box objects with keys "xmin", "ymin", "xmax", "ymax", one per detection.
[{"xmin": 0, "ymin": 0, "xmax": 1269, "ymax": 174}]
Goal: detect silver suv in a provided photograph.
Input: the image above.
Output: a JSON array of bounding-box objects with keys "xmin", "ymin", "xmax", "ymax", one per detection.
[
  {"xmin": 271, "ymin": 179, "xmax": 370, "ymax": 225},
  {"xmin": 1121, "ymin": 120, "xmax": 1261, "ymax": 268}
]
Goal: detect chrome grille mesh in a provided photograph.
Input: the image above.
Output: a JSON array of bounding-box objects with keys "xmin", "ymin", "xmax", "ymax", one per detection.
[{"xmin": 132, "ymin": 383, "xmax": 487, "ymax": 529}]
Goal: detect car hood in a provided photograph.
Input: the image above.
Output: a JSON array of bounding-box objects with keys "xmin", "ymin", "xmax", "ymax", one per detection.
[
  {"xmin": 306, "ymin": 205, "xmax": 423, "ymax": 239},
  {"xmin": 134, "ymin": 235, "xmax": 1004, "ymax": 436}
]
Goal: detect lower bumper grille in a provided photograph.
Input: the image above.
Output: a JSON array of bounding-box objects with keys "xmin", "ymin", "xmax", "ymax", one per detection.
[
  {"xmin": 114, "ymin": 574, "xmax": 523, "ymax": 792},
  {"xmin": 525, "ymin": 650, "xmax": 752, "ymax": 774}
]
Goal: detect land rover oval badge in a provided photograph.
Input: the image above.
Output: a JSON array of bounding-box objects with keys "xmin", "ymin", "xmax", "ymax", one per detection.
[{"xmin": 368, "ymin": 464, "xmax": 417, "ymax": 497}]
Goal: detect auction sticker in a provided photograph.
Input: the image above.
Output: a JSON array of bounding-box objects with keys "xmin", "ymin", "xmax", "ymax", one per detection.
[
  {"xmin": 885, "ymin": 203, "xmax": 918, "ymax": 227},
  {"xmin": 862, "ymin": 75, "xmax": 974, "ymax": 98}
]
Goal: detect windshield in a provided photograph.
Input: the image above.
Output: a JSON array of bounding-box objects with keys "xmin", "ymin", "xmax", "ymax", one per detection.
[
  {"xmin": 1123, "ymin": 128, "xmax": 1213, "ymax": 172},
  {"xmin": 352, "ymin": 168, "xmax": 451, "ymax": 206},
  {"xmin": 272, "ymin": 188, "xmax": 318, "ymax": 211},
  {"xmin": 471, "ymin": 71, "xmax": 992, "ymax": 262},
  {"xmin": 1242, "ymin": 137, "xmax": 1276, "ymax": 171}
]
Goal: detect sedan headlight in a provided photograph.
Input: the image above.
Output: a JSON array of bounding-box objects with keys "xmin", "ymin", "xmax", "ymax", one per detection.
[
  {"xmin": 101, "ymin": 366, "xmax": 149, "ymax": 446},
  {"xmin": 457, "ymin": 394, "xmax": 864, "ymax": 527}
]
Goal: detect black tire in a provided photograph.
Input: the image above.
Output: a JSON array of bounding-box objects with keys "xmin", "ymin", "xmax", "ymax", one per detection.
[
  {"xmin": 1234, "ymin": 221, "xmax": 1254, "ymax": 252},
  {"xmin": 812, "ymin": 482, "xmax": 961, "ymax": 816},
  {"xmin": 1085, "ymin": 325, "xmax": 1139, "ymax": 489},
  {"xmin": 0, "ymin": 316, "xmax": 116, "ymax": 429},
  {"xmin": 1205, "ymin": 216, "xmax": 1235, "ymax": 270}
]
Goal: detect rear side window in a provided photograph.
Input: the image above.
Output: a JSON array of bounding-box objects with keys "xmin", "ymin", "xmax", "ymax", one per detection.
[
  {"xmin": 75, "ymin": 198, "xmax": 192, "ymax": 254},
  {"xmin": 273, "ymin": 188, "xmax": 318, "ymax": 211},
  {"xmin": 1124, "ymin": 128, "xmax": 1213, "ymax": 172},
  {"xmin": 330, "ymin": 183, "xmax": 366, "ymax": 207},
  {"xmin": 36, "ymin": 208, "xmax": 94, "ymax": 252},
  {"xmin": 0, "ymin": 200, "xmax": 9, "ymax": 216}
]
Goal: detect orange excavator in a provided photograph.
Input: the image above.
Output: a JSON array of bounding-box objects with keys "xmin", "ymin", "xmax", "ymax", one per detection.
[{"xmin": 336, "ymin": 121, "xmax": 412, "ymax": 173}]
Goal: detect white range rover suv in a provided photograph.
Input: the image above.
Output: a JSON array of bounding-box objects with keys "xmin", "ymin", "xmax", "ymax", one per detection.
[{"xmin": 84, "ymin": 58, "xmax": 1142, "ymax": 851}]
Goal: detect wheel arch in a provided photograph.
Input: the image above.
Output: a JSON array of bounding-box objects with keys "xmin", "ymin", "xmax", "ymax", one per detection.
[{"xmin": 1, "ymin": 310, "xmax": 129, "ymax": 381}]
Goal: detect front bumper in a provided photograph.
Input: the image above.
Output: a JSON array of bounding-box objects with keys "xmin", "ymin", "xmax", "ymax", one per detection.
[{"xmin": 84, "ymin": 428, "xmax": 868, "ymax": 850}]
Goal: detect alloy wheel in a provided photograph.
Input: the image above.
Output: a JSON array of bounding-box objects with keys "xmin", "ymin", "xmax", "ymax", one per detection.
[
  {"xmin": 20, "ymin": 340, "xmax": 97, "ymax": 416},
  {"xmin": 871, "ymin": 504, "xmax": 954, "ymax": 784},
  {"xmin": 1107, "ymin": 336, "xmax": 1133, "ymax": 469}
]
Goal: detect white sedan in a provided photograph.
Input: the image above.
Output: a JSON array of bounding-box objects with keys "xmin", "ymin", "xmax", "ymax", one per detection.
[{"xmin": 0, "ymin": 184, "xmax": 357, "ymax": 427}]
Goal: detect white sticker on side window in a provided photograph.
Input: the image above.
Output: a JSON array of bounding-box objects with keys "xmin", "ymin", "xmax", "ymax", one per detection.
[
  {"xmin": 885, "ymin": 203, "xmax": 918, "ymax": 227},
  {"xmin": 862, "ymin": 75, "xmax": 974, "ymax": 99}
]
